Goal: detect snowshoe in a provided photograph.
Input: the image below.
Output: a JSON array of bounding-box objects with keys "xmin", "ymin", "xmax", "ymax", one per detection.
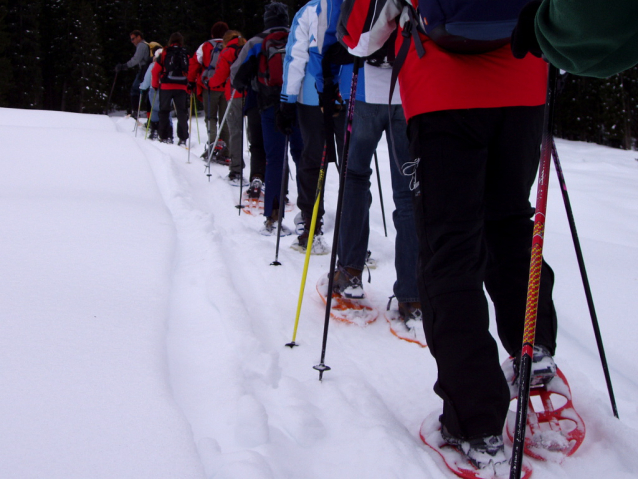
[
  {"xmin": 503, "ymin": 357, "xmax": 586, "ymax": 461},
  {"xmin": 259, "ymin": 211, "xmax": 292, "ymax": 237},
  {"xmin": 385, "ymin": 298, "xmax": 427, "ymax": 347},
  {"xmin": 226, "ymin": 174, "xmax": 249, "ymax": 187},
  {"xmin": 290, "ymin": 234, "xmax": 330, "ymax": 255},
  {"xmin": 316, "ymin": 274, "xmax": 377, "ymax": 326},
  {"xmin": 248, "ymin": 178, "xmax": 263, "ymax": 199},
  {"xmin": 420, "ymin": 412, "xmax": 533, "ymax": 479}
]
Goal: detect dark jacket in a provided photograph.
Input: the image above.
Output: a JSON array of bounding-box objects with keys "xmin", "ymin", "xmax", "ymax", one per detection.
[{"xmin": 535, "ymin": 0, "xmax": 638, "ymax": 78}]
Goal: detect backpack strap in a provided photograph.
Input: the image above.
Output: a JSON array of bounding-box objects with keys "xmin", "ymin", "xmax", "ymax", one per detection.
[{"xmin": 387, "ymin": 4, "xmax": 425, "ymax": 190}]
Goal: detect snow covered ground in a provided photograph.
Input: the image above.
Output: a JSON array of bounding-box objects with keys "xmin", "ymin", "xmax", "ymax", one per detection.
[{"xmin": 1, "ymin": 106, "xmax": 637, "ymax": 479}]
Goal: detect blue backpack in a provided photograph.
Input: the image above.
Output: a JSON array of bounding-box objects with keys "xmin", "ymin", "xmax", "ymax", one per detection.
[{"xmin": 419, "ymin": 0, "xmax": 531, "ymax": 53}]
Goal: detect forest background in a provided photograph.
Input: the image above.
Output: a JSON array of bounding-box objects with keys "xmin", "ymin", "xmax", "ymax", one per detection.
[{"xmin": 1, "ymin": 0, "xmax": 638, "ymax": 150}]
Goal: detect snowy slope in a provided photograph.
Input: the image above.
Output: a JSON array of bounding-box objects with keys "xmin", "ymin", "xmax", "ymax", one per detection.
[{"xmin": 1, "ymin": 106, "xmax": 637, "ymax": 479}]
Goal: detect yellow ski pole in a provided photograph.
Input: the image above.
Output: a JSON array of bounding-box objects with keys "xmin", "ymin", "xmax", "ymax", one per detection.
[{"xmin": 286, "ymin": 144, "xmax": 328, "ymax": 348}]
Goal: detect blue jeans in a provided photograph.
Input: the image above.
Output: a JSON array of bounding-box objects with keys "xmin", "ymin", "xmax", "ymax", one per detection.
[
  {"xmin": 338, "ymin": 101, "xmax": 419, "ymax": 303},
  {"xmin": 261, "ymin": 105, "xmax": 303, "ymax": 218}
]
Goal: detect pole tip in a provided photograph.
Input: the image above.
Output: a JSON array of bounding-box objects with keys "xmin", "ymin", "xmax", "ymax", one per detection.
[
  {"xmin": 285, "ymin": 341, "xmax": 298, "ymax": 348},
  {"xmin": 270, "ymin": 261, "xmax": 282, "ymax": 266}
]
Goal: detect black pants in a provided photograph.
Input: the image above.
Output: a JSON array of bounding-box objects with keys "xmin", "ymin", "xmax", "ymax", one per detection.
[
  {"xmin": 246, "ymin": 106, "xmax": 266, "ymax": 180},
  {"xmin": 158, "ymin": 89, "xmax": 189, "ymax": 142},
  {"xmin": 409, "ymin": 106, "xmax": 557, "ymax": 440},
  {"xmin": 296, "ymin": 103, "xmax": 346, "ymax": 221}
]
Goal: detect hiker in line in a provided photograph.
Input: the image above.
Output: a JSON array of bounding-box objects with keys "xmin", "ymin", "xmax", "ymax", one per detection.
[
  {"xmin": 115, "ymin": 30, "xmax": 151, "ymax": 118},
  {"xmin": 189, "ymin": 21, "xmax": 231, "ymax": 159},
  {"xmin": 278, "ymin": 0, "xmax": 348, "ymax": 254},
  {"xmin": 207, "ymin": 30, "xmax": 248, "ymax": 186},
  {"xmin": 139, "ymin": 44, "xmax": 166, "ymax": 140},
  {"xmin": 232, "ymin": 2, "xmax": 304, "ymax": 236},
  {"xmin": 152, "ymin": 32, "xmax": 190, "ymax": 146},
  {"xmin": 339, "ymin": 0, "xmax": 559, "ymax": 469}
]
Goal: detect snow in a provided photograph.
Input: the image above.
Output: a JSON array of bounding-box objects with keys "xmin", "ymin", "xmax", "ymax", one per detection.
[{"xmin": 0, "ymin": 106, "xmax": 637, "ymax": 479}]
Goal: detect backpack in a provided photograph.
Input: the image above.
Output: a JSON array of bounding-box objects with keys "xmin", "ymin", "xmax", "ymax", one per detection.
[
  {"xmin": 419, "ymin": 0, "xmax": 531, "ymax": 54},
  {"xmin": 201, "ymin": 39, "xmax": 224, "ymax": 84},
  {"xmin": 162, "ymin": 45, "xmax": 189, "ymax": 85},
  {"xmin": 257, "ymin": 29, "xmax": 289, "ymax": 94}
]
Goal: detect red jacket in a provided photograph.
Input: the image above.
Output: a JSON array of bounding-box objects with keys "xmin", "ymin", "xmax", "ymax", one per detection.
[
  {"xmin": 207, "ymin": 38, "xmax": 246, "ymax": 101},
  {"xmin": 188, "ymin": 38, "xmax": 226, "ymax": 96},
  {"xmin": 339, "ymin": 0, "xmax": 547, "ymax": 121},
  {"xmin": 151, "ymin": 44, "xmax": 189, "ymax": 92}
]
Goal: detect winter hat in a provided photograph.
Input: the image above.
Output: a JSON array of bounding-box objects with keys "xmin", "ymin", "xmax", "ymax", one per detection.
[
  {"xmin": 211, "ymin": 21, "xmax": 229, "ymax": 39},
  {"xmin": 263, "ymin": 2, "xmax": 289, "ymax": 29}
]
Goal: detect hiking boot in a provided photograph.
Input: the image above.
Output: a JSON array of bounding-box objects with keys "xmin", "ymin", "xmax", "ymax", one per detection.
[
  {"xmin": 513, "ymin": 344, "xmax": 557, "ymax": 387},
  {"xmin": 226, "ymin": 173, "xmax": 247, "ymax": 187},
  {"xmin": 296, "ymin": 216, "xmax": 324, "ymax": 248},
  {"xmin": 441, "ymin": 426, "xmax": 507, "ymax": 470},
  {"xmin": 159, "ymin": 137, "xmax": 173, "ymax": 144},
  {"xmin": 178, "ymin": 139, "xmax": 187, "ymax": 147},
  {"xmin": 149, "ymin": 121, "xmax": 159, "ymax": 140},
  {"xmin": 398, "ymin": 302, "xmax": 423, "ymax": 329},
  {"xmin": 332, "ymin": 264, "xmax": 364, "ymax": 299},
  {"xmin": 248, "ymin": 178, "xmax": 263, "ymax": 198},
  {"xmin": 291, "ymin": 233, "xmax": 329, "ymax": 255},
  {"xmin": 259, "ymin": 209, "xmax": 291, "ymax": 236}
]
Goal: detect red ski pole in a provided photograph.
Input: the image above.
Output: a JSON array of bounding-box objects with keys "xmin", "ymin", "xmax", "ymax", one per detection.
[{"xmin": 509, "ymin": 64, "xmax": 558, "ymax": 479}]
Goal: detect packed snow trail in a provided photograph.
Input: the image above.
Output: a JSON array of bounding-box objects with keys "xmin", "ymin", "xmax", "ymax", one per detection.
[{"xmin": 1, "ymin": 108, "xmax": 638, "ymax": 478}]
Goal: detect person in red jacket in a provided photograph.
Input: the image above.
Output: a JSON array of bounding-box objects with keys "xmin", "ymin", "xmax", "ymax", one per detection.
[
  {"xmin": 188, "ymin": 21, "xmax": 230, "ymax": 158},
  {"xmin": 339, "ymin": 0, "xmax": 559, "ymax": 469},
  {"xmin": 151, "ymin": 32, "xmax": 190, "ymax": 145},
  {"xmin": 207, "ymin": 30, "xmax": 248, "ymax": 185}
]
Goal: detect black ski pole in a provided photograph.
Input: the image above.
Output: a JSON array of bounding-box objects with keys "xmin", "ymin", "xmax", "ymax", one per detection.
[
  {"xmin": 314, "ymin": 57, "xmax": 362, "ymax": 381},
  {"xmin": 237, "ymin": 96, "xmax": 246, "ymax": 215},
  {"xmin": 510, "ymin": 64, "xmax": 558, "ymax": 479},
  {"xmin": 551, "ymin": 140, "xmax": 619, "ymax": 418},
  {"xmin": 271, "ymin": 135, "xmax": 290, "ymax": 266},
  {"xmin": 106, "ymin": 71, "xmax": 118, "ymax": 115},
  {"xmin": 373, "ymin": 150, "xmax": 388, "ymax": 237}
]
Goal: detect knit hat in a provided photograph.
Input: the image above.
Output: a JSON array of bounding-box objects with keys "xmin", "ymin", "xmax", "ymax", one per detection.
[
  {"xmin": 263, "ymin": 2, "xmax": 289, "ymax": 29},
  {"xmin": 211, "ymin": 21, "xmax": 229, "ymax": 39}
]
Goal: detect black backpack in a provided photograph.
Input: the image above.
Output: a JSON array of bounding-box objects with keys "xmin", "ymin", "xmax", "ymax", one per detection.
[{"xmin": 162, "ymin": 45, "xmax": 189, "ymax": 85}]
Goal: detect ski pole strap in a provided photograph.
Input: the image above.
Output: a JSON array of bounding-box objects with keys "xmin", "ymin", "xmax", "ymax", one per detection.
[{"xmin": 388, "ymin": 6, "xmax": 425, "ymax": 185}]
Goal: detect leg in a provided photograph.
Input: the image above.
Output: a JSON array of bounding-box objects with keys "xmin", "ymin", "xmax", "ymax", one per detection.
[
  {"xmin": 483, "ymin": 105, "xmax": 558, "ymax": 356},
  {"xmin": 387, "ymin": 105, "xmax": 420, "ymax": 303},
  {"xmin": 337, "ymin": 101, "xmax": 384, "ymax": 271},
  {"xmin": 247, "ymin": 106, "xmax": 266, "ymax": 181},
  {"xmin": 409, "ymin": 109, "xmax": 510, "ymax": 439},
  {"xmin": 158, "ymin": 89, "xmax": 173, "ymax": 141},
  {"xmin": 227, "ymin": 96, "xmax": 244, "ymax": 176},
  {"xmin": 173, "ymin": 90, "xmax": 189, "ymax": 142},
  {"xmin": 261, "ymin": 106, "xmax": 285, "ymax": 218}
]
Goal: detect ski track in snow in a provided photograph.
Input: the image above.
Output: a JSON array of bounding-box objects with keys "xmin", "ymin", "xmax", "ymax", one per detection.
[{"xmin": 2, "ymin": 108, "xmax": 638, "ymax": 479}]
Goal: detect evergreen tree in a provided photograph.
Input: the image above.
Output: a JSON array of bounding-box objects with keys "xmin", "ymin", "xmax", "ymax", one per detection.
[
  {"xmin": 0, "ymin": 0, "xmax": 12, "ymax": 106},
  {"xmin": 6, "ymin": 0, "xmax": 43, "ymax": 108}
]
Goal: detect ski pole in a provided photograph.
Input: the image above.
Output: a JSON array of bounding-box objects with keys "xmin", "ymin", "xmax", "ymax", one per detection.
[
  {"xmin": 187, "ymin": 93, "xmax": 193, "ymax": 163},
  {"xmin": 237, "ymin": 96, "xmax": 246, "ymax": 215},
  {"xmin": 373, "ymin": 150, "xmax": 388, "ymax": 237},
  {"xmin": 133, "ymin": 93, "xmax": 143, "ymax": 135},
  {"xmin": 551, "ymin": 140, "xmax": 619, "ymax": 418},
  {"xmin": 314, "ymin": 58, "xmax": 362, "ymax": 380},
  {"xmin": 205, "ymin": 90, "xmax": 236, "ymax": 181},
  {"xmin": 271, "ymin": 135, "xmax": 290, "ymax": 266},
  {"xmin": 106, "ymin": 71, "xmax": 118, "ymax": 115},
  {"xmin": 510, "ymin": 64, "xmax": 558, "ymax": 479},
  {"xmin": 287, "ymin": 143, "xmax": 329, "ymax": 347}
]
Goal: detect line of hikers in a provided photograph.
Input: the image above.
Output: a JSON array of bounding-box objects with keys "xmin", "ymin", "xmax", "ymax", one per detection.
[{"xmin": 109, "ymin": 0, "xmax": 619, "ymax": 474}]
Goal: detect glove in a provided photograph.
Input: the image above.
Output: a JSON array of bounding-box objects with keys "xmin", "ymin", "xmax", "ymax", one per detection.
[
  {"xmin": 276, "ymin": 102, "xmax": 297, "ymax": 136},
  {"xmin": 114, "ymin": 63, "xmax": 128, "ymax": 72},
  {"xmin": 511, "ymin": 0, "xmax": 543, "ymax": 59},
  {"xmin": 318, "ymin": 82, "xmax": 344, "ymax": 117},
  {"xmin": 188, "ymin": 81, "xmax": 197, "ymax": 91}
]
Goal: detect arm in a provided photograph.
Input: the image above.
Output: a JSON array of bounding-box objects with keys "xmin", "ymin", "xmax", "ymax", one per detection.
[
  {"xmin": 151, "ymin": 61, "xmax": 161, "ymax": 89},
  {"xmin": 281, "ymin": 5, "xmax": 312, "ymax": 103},
  {"xmin": 535, "ymin": 0, "xmax": 638, "ymax": 78},
  {"xmin": 126, "ymin": 42, "xmax": 150, "ymax": 69},
  {"xmin": 231, "ymin": 40, "xmax": 262, "ymax": 91}
]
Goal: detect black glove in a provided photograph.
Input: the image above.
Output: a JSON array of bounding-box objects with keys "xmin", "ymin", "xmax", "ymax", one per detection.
[
  {"xmin": 318, "ymin": 82, "xmax": 344, "ymax": 117},
  {"xmin": 276, "ymin": 102, "xmax": 297, "ymax": 135},
  {"xmin": 188, "ymin": 81, "xmax": 197, "ymax": 91},
  {"xmin": 511, "ymin": 0, "xmax": 543, "ymax": 59},
  {"xmin": 114, "ymin": 63, "xmax": 128, "ymax": 72}
]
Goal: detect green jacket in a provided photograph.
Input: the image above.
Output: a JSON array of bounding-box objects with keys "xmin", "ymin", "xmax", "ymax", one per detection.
[{"xmin": 535, "ymin": 0, "xmax": 638, "ymax": 78}]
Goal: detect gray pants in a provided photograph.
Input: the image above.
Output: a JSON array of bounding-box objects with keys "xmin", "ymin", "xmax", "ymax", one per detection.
[
  {"xmin": 227, "ymin": 96, "xmax": 244, "ymax": 175},
  {"xmin": 203, "ymin": 89, "xmax": 229, "ymax": 152}
]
